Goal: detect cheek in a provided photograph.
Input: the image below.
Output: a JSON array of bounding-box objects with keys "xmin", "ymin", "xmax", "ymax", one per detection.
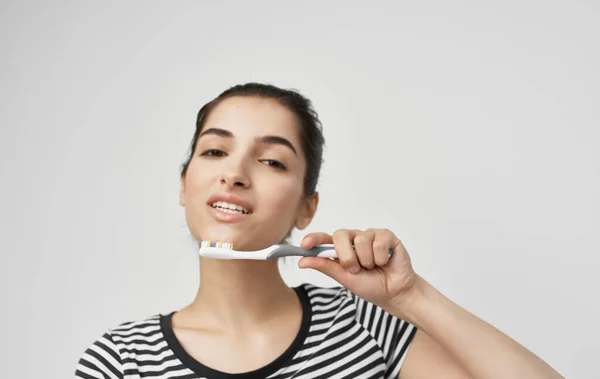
[
  {"xmin": 263, "ymin": 179, "xmax": 303, "ymax": 215},
  {"xmin": 185, "ymin": 161, "xmax": 213, "ymax": 196}
]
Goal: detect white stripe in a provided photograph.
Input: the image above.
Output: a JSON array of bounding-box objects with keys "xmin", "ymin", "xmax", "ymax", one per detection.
[
  {"xmin": 113, "ymin": 317, "xmax": 160, "ymax": 333},
  {"xmin": 300, "ymin": 327, "xmax": 381, "ymax": 376},
  {"xmin": 318, "ymin": 322, "xmax": 364, "ymax": 350},
  {"xmin": 361, "ymin": 300, "xmax": 374, "ymax": 329},
  {"xmin": 311, "ymin": 307, "xmax": 340, "ymax": 322},
  {"xmin": 115, "ymin": 330, "xmax": 163, "ymax": 344},
  {"xmin": 377, "ymin": 310, "xmax": 390, "ymax": 347},
  {"xmin": 307, "ymin": 288, "xmax": 341, "ymax": 297},
  {"xmin": 311, "ymin": 297, "xmax": 344, "ymax": 312},
  {"xmin": 128, "ymin": 347, "xmax": 174, "ymax": 362},
  {"xmin": 81, "ymin": 354, "xmax": 119, "ymax": 379},
  {"xmin": 314, "ymin": 298, "xmax": 353, "ymax": 321},
  {"xmin": 134, "ymin": 354, "xmax": 184, "ymax": 374},
  {"xmin": 382, "ymin": 315, "xmax": 398, "ymax": 357},
  {"xmin": 89, "ymin": 339, "xmax": 122, "ymax": 374},
  {"xmin": 281, "ymin": 315, "xmax": 365, "ymax": 374},
  {"xmin": 372, "ymin": 305, "xmax": 383, "ymax": 342},
  {"xmin": 118, "ymin": 339, "xmax": 169, "ymax": 354},
  {"xmin": 111, "ymin": 324, "xmax": 161, "ymax": 337},
  {"xmin": 386, "ymin": 323, "xmax": 415, "ymax": 379}
]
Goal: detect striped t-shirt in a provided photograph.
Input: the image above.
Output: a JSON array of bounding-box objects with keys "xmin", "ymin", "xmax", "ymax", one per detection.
[{"xmin": 75, "ymin": 283, "xmax": 417, "ymax": 379}]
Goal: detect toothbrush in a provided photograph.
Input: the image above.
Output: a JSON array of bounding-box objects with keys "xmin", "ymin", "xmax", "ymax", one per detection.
[{"xmin": 198, "ymin": 241, "xmax": 393, "ymax": 260}]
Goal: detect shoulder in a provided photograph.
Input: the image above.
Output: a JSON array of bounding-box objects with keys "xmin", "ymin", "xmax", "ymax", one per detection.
[
  {"xmin": 298, "ymin": 282, "xmax": 380, "ymax": 311},
  {"xmin": 298, "ymin": 282, "xmax": 357, "ymax": 312},
  {"xmin": 298, "ymin": 282, "xmax": 416, "ymax": 347},
  {"xmin": 299, "ymin": 282, "xmax": 353, "ymax": 302},
  {"xmin": 296, "ymin": 283, "xmax": 417, "ymax": 377},
  {"xmin": 75, "ymin": 314, "xmax": 166, "ymax": 378},
  {"xmin": 108, "ymin": 313, "xmax": 163, "ymax": 342}
]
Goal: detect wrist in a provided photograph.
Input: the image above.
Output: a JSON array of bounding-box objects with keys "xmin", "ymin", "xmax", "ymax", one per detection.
[{"xmin": 383, "ymin": 274, "xmax": 434, "ymax": 325}]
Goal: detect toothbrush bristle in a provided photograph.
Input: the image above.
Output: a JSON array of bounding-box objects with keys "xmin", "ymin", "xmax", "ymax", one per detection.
[{"xmin": 201, "ymin": 240, "xmax": 234, "ymax": 249}]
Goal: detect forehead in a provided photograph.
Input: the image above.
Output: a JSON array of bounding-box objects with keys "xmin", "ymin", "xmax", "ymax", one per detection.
[{"xmin": 203, "ymin": 96, "xmax": 300, "ymax": 142}]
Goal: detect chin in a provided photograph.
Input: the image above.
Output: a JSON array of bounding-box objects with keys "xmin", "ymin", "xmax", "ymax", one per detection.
[
  {"xmin": 195, "ymin": 219, "xmax": 289, "ymax": 249},
  {"xmin": 196, "ymin": 225, "xmax": 249, "ymax": 246}
]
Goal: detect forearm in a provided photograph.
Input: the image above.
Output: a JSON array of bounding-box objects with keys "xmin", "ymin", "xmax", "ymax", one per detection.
[{"xmin": 388, "ymin": 275, "xmax": 564, "ymax": 379}]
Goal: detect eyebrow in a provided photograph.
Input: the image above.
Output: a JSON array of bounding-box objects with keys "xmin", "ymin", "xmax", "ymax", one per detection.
[{"xmin": 198, "ymin": 128, "xmax": 298, "ymax": 156}]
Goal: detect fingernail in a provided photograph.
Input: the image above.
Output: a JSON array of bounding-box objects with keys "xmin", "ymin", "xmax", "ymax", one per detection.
[{"xmin": 349, "ymin": 265, "xmax": 360, "ymax": 274}]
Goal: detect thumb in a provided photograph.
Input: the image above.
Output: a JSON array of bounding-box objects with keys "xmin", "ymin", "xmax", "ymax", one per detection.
[{"xmin": 298, "ymin": 257, "xmax": 349, "ymax": 286}]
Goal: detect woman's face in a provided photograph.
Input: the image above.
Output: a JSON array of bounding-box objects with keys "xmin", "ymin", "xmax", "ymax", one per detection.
[{"xmin": 180, "ymin": 96, "xmax": 318, "ymax": 251}]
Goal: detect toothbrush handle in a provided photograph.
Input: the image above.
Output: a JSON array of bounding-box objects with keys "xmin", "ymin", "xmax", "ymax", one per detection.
[{"xmin": 266, "ymin": 244, "xmax": 393, "ymax": 260}]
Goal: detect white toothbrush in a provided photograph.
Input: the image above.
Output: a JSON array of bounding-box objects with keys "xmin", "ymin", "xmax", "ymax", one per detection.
[{"xmin": 198, "ymin": 241, "xmax": 393, "ymax": 260}]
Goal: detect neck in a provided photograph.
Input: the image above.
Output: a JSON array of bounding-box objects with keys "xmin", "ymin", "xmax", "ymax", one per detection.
[{"xmin": 187, "ymin": 257, "xmax": 297, "ymax": 332}]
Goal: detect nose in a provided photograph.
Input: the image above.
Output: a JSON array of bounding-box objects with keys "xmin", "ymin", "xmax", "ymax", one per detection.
[
  {"xmin": 219, "ymin": 160, "xmax": 250, "ymax": 189},
  {"xmin": 219, "ymin": 173, "xmax": 249, "ymax": 188}
]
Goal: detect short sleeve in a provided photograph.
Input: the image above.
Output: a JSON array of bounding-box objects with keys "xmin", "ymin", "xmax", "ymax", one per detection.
[
  {"xmin": 75, "ymin": 331, "xmax": 124, "ymax": 379},
  {"xmin": 348, "ymin": 291, "xmax": 418, "ymax": 379}
]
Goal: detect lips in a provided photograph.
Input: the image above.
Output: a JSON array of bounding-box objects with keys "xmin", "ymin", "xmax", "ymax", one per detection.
[
  {"xmin": 207, "ymin": 193, "xmax": 253, "ymax": 213},
  {"xmin": 208, "ymin": 204, "xmax": 250, "ymax": 223},
  {"xmin": 211, "ymin": 201, "xmax": 250, "ymax": 214},
  {"xmin": 206, "ymin": 193, "xmax": 253, "ymax": 223}
]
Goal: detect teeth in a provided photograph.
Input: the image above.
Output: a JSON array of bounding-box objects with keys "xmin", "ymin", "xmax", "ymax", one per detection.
[{"xmin": 211, "ymin": 201, "xmax": 249, "ymax": 214}]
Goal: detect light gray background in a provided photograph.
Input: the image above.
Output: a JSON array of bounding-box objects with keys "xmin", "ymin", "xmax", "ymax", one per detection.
[{"xmin": 1, "ymin": 1, "xmax": 598, "ymax": 378}]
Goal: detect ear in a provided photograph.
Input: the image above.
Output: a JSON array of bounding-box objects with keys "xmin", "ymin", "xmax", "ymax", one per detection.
[
  {"xmin": 295, "ymin": 192, "xmax": 319, "ymax": 230},
  {"xmin": 179, "ymin": 175, "xmax": 186, "ymax": 207}
]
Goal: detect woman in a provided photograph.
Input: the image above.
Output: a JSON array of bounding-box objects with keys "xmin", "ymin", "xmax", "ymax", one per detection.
[{"xmin": 75, "ymin": 83, "xmax": 563, "ymax": 378}]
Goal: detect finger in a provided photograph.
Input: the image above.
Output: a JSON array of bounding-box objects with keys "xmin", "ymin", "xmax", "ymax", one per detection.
[
  {"xmin": 353, "ymin": 230, "xmax": 375, "ymax": 269},
  {"xmin": 298, "ymin": 257, "xmax": 349, "ymax": 287},
  {"xmin": 300, "ymin": 232, "xmax": 333, "ymax": 249},
  {"xmin": 333, "ymin": 229, "xmax": 360, "ymax": 274},
  {"xmin": 373, "ymin": 229, "xmax": 394, "ymax": 267}
]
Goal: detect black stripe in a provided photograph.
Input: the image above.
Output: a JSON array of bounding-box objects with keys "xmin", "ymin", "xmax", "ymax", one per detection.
[
  {"xmin": 308, "ymin": 294, "xmax": 346, "ymax": 304},
  {"xmin": 84, "ymin": 346, "xmax": 121, "ymax": 378},
  {"xmin": 380, "ymin": 313, "xmax": 395, "ymax": 355},
  {"xmin": 119, "ymin": 344, "xmax": 171, "ymax": 356},
  {"xmin": 296, "ymin": 326, "xmax": 367, "ymax": 376},
  {"xmin": 97, "ymin": 333, "xmax": 122, "ymax": 369},
  {"xmin": 298, "ymin": 343, "xmax": 378, "ymax": 378},
  {"xmin": 324, "ymin": 322, "xmax": 360, "ymax": 347},
  {"xmin": 357, "ymin": 297, "xmax": 367, "ymax": 326},
  {"xmin": 388, "ymin": 326, "xmax": 417, "ymax": 378},
  {"xmin": 339, "ymin": 350, "xmax": 384, "ymax": 379},
  {"xmin": 311, "ymin": 300, "xmax": 344, "ymax": 312},
  {"xmin": 323, "ymin": 326, "xmax": 367, "ymax": 356},
  {"xmin": 366, "ymin": 302, "xmax": 377, "ymax": 334},
  {"xmin": 123, "ymin": 367, "xmax": 139, "ymax": 377},
  {"xmin": 75, "ymin": 369, "xmax": 101, "ymax": 379},
  {"xmin": 113, "ymin": 318, "xmax": 160, "ymax": 333},
  {"xmin": 302, "ymin": 337, "xmax": 326, "ymax": 350},
  {"xmin": 124, "ymin": 354, "xmax": 178, "ymax": 367},
  {"xmin": 78, "ymin": 358, "xmax": 110, "ymax": 379},
  {"xmin": 305, "ymin": 285, "xmax": 342, "ymax": 296},
  {"xmin": 373, "ymin": 307, "xmax": 384, "ymax": 343},
  {"xmin": 111, "ymin": 328, "xmax": 162, "ymax": 339},
  {"xmin": 311, "ymin": 309, "xmax": 340, "ymax": 319},
  {"xmin": 113, "ymin": 336, "xmax": 165, "ymax": 347},
  {"xmin": 310, "ymin": 318, "xmax": 335, "ymax": 328},
  {"xmin": 135, "ymin": 362, "xmax": 188, "ymax": 377},
  {"xmin": 162, "ymin": 373, "xmax": 202, "ymax": 379},
  {"xmin": 385, "ymin": 320, "xmax": 407, "ymax": 363}
]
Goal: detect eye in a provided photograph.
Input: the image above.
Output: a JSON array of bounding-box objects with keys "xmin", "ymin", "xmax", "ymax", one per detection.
[
  {"xmin": 261, "ymin": 159, "xmax": 287, "ymax": 171},
  {"xmin": 200, "ymin": 149, "xmax": 226, "ymax": 157}
]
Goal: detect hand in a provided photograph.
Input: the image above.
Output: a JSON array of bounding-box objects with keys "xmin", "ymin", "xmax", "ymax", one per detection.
[{"xmin": 298, "ymin": 228, "xmax": 419, "ymax": 310}]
